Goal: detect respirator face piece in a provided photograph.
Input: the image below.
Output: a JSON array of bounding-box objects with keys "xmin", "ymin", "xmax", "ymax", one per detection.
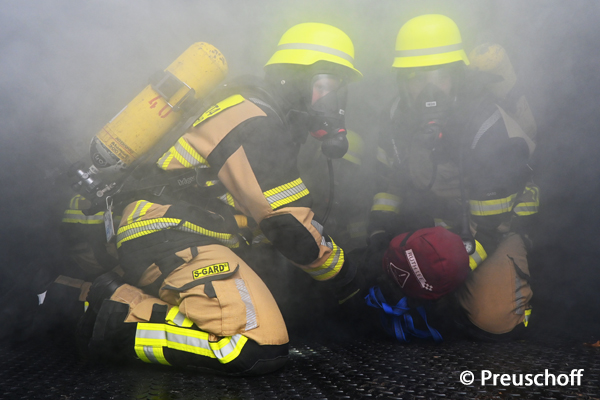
[
  {"xmin": 308, "ymin": 73, "xmax": 349, "ymax": 159},
  {"xmin": 399, "ymin": 64, "xmax": 459, "ymax": 126}
]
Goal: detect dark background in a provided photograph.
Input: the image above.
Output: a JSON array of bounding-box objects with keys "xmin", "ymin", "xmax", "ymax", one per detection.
[{"xmin": 1, "ymin": 0, "xmax": 599, "ymax": 337}]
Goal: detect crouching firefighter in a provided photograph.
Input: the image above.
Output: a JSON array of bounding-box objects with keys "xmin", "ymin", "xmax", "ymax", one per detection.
[
  {"xmin": 366, "ymin": 14, "xmax": 538, "ymax": 342},
  {"xmin": 76, "ymin": 22, "xmax": 364, "ymax": 375}
]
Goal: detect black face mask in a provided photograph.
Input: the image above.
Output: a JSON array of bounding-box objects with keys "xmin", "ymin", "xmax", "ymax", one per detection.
[
  {"xmin": 413, "ymin": 82, "xmax": 454, "ymax": 127},
  {"xmin": 308, "ymin": 74, "xmax": 349, "ymax": 159}
]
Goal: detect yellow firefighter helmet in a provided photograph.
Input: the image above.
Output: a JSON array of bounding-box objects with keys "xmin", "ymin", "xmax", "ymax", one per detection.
[
  {"xmin": 265, "ymin": 22, "xmax": 362, "ymax": 81},
  {"xmin": 393, "ymin": 14, "xmax": 470, "ymax": 69}
]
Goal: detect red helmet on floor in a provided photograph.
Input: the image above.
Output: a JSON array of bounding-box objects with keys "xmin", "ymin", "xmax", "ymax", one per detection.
[{"xmin": 382, "ymin": 227, "xmax": 470, "ymax": 300}]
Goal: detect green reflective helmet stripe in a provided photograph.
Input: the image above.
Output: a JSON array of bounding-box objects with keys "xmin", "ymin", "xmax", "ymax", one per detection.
[
  {"xmin": 396, "ymin": 43, "xmax": 464, "ymax": 58},
  {"xmin": 276, "ymin": 43, "xmax": 355, "ymax": 64}
]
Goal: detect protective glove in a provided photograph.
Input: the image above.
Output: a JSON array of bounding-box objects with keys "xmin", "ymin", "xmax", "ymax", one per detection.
[
  {"xmin": 330, "ymin": 259, "xmax": 365, "ymax": 305},
  {"xmin": 367, "ymin": 231, "xmax": 392, "ymax": 253}
]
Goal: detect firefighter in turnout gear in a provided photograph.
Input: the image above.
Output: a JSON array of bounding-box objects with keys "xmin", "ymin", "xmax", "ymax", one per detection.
[
  {"xmin": 75, "ymin": 23, "xmax": 364, "ymax": 375},
  {"xmin": 367, "ymin": 14, "xmax": 537, "ymax": 341}
]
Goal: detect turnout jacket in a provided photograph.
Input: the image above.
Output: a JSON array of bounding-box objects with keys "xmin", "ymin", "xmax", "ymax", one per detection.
[
  {"xmin": 370, "ymin": 89, "xmax": 539, "ymax": 267},
  {"xmin": 116, "ymin": 79, "xmax": 345, "ymax": 287}
]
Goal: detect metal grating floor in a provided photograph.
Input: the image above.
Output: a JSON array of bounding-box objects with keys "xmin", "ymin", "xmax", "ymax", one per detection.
[{"xmin": 2, "ymin": 328, "xmax": 599, "ymax": 400}]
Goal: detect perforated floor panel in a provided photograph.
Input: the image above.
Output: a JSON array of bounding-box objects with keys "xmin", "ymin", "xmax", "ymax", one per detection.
[{"xmin": 2, "ymin": 330, "xmax": 599, "ymax": 400}]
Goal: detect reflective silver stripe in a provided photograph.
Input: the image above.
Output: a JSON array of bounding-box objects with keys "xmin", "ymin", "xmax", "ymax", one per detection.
[
  {"xmin": 311, "ymin": 246, "xmax": 341, "ymax": 277},
  {"xmin": 139, "ymin": 324, "xmax": 244, "ymax": 362},
  {"xmin": 173, "ymin": 139, "xmax": 207, "ymax": 167},
  {"xmin": 212, "ymin": 334, "xmax": 244, "ymax": 360},
  {"xmin": 311, "ymin": 220, "xmax": 324, "ymax": 236},
  {"xmin": 396, "ymin": 43, "xmax": 463, "ymax": 57},
  {"xmin": 172, "ymin": 312, "xmax": 187, "ymax": 327},
  {"xmin": 471, "ymin": 109, "xmax": 501, "ymax": 149},
  {"xmin": 143, "ymin": 346, "xmax": 160, "ymax": 363},
  {"xmin": 166, "ymin": 331, "xmax": 212, "ymax": 351},
  {"xmin": 117, "ymin": 219, "xmax": 239, "ymax": 248},
  {"xmin": 470, "ymin": 251, "xmax": 483, "ymax": 266},
  {"xmin": 130, "ymin": 200, "xmax": 151, "ymax": 222},
  {"xmin": 320, "ymin": 236, "xmax": 327, "ymax": 246},
  {"xmin": 117, "ymin": 220, "xmax": 178, "ymax": 243},
  {"xmin": 235, "ymin": 279, "xmax": 257, "ymax": 331},
  {"xmin": 470, "ymin": 193, "xmax": 517, "ymax": 216},
  {"xmin": 136, "ymin": 327, "xmax": 166, "ymax": 341},
  {"xmin": 137, "ymin": 326, "xmax": 213, "ymax": 352},
  {"xmin": 277, "ymin": 43, "xmax": 354, "ymax": 63},
  {"xmin": 373, "ymin": 198, "xmax": 400, "ymax": 207},
  {"xmin": 264, "ymin": 182, "xmax": 308, "ymax": 206},
  {"xmin": 371, "ymin": 194, "xmax": 401, "ymax": 212}
]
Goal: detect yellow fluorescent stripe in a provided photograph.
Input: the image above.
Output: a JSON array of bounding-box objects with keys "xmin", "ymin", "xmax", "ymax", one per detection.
[
  {"xmin": 172, "ymin": 149, "xmax": 194, "ymax": 168},
  {"xmin": 263, "ymin": 179, "xmax": 309, "ymax": 209},
  {"xmin": 371, "ymin": 193, "xmax": 401, "ymax": 213},
  {"xmin": 134, "ymin": 345, "xmax": 151, "ymax": 363},
  {"xmin": 69, "ymin": 195, "xmax": 85, "ymax": 209},
  {"xmin": 127, "ymin": 200, "xmax": 144, "ymax": 225},
  {"xmin": 307, "ymin": 243, "xmax": 345, "ymax": 281},
  {"xmin": 152, "ymin": 346, "xmax": 171, "ymax": 365},
  {"xmin": 117, "ymin": 217, "xmax": 239, "ymax": 248},
  {"xmin": 269, "ymin": 188, "xmax": 309, "ymax": 209},
  {"xmin": 470, "ymin": 193, "xmax": 517, "ymax": 216},
  {"xmin": 178, "ymin": 138, "xmax": 208, "ymax": 165},
  {"xmin": 263, "ymin": 178, "xmax": 303, "ymax": 197},
  {"xmin": 468, "ymin": 240, "xmax": 488, "ymax": 270},
  {"xmin": 166, "ymin": 306, "xmax": 194, "ymax": 327},
  {"xmin": 158, "ymin": 152, "xmax": 175, "ymax": 170},
  {"xmin": 193, "ymin": 94, "xmax": 245, "ymax": 127},
  {"xmin": 211, "ymin": 335, "xmax": 248, "ymax": 364},
  {"xmin": 371, "ymin": 204, "xmax": 400, "ymax": 213},
  {"xmin": 524, "ymin": 309, "xmax": 532, "ymax": 327},
  {"xmin": 136, "ymin": 323, "xmax": 246, "ymax": 363}
]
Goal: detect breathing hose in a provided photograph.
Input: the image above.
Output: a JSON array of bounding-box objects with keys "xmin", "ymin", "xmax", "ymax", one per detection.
[{"xmin": 321, "ymin": 158, "xmax": 335, "ymax": 225}]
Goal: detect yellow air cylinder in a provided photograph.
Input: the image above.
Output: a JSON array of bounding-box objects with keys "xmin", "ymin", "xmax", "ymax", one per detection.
[
  {"xmin": 90, "ymin": 42, "xmax": 228, "ymax": 171},
  {"xmin": 469, "ymin": 43, "xmax": 537, "ymax": 142},
  {"xmin": 469, "ymin": 43, "xmax": 516, "ymax": 99}
]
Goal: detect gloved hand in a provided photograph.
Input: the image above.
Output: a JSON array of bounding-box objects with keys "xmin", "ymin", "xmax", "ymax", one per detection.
[
  {"xmin": 331, "ymin": 259, "xmax": 365, "ymax": 305},
  {"xmin": 367, "ymin": 231, "xmax": 392, "ymax": 253}
]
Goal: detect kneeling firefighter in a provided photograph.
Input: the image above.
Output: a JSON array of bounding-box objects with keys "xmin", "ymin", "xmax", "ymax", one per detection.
[
  {"xmin": 72, "ymin": 22, "xmax": 364, "ymax": 375},
  {"xmin": 366, "ymin": 14, "xmax": 538, "ymax": 342}
]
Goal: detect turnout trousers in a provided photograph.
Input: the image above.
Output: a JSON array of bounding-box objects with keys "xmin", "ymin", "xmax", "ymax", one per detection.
[
  {"xmin": 456, "ymin": 233, "xmax": 532, "ymax": 338},
  {"xmin": 87, "ymin": 244, "xmax": 289, "ymax": 375}
]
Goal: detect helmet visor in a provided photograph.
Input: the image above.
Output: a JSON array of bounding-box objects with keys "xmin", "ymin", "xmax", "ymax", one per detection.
[
  {"xmin": 308, "ymin": 74, "xmax": 348, "ymax": 140},
  {"xmin": 400, "ymin": 66, "xmax": 454, "ymax": 101},
  {"xmin": 311, "ymin": 74, "xmax": 345, "ymax": 106}
]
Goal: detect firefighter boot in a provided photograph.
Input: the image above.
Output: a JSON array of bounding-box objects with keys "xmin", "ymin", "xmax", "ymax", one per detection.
[{"xmin": 77, "ymin": 271, "xmax": 124, "ymax": 359}]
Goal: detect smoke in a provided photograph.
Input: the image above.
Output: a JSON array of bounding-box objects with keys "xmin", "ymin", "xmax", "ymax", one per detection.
[{"xmin": 1, "ymin": 0, "xmax": 600, "ymax": 336}]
